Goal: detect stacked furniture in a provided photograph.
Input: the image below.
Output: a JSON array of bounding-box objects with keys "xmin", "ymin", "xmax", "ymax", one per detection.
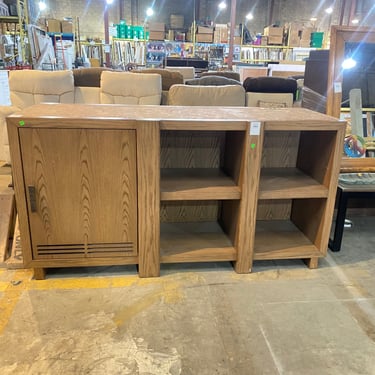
[
  {"xmin": 7, "ymin": 104, "xmax": 345, "ymax": 279},
  {"xmin": 1, "ymin": 69, "xmax": 303, "ymax": 164},
  {"xmin": 0, "ymin": 69, "xmax": 162, "ymax": 162}
]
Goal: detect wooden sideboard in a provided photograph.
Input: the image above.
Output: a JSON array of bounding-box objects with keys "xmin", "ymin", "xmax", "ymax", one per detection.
[{"xmin": 7, "ymin": 104, "xmax": 345, "ymax": 279}]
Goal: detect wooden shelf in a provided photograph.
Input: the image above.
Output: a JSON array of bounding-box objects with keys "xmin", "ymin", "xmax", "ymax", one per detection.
[
  {"xmin": 259, "ymin": 168, "xmax": 329, "ymax": 199},
  {"xmin": 161, "ymin": 168, "xmax": 240, "ymax": 201},
  {"xmin": 0, "ymin": 16, "xmax": 18, "ymax": 23},
  {"xmin": 254, "ymin": 220, "xmax": 321, "ymax": 260},
  {"xmin": 160, "ymin": 222, "xmax": 236, "ymax": 263}
]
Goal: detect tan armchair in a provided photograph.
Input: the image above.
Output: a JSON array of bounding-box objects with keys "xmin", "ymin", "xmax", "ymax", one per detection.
[
  {"xmin": 100, "ymin": 71, "xmax": 162, "ymax": 105},
  {"xmin": 167, "ymin": 84, "xmax": 246, "ymax": 106},
  {"xmin": 1, "ymin": 70, "xmax": 74, "ymax": 163}
]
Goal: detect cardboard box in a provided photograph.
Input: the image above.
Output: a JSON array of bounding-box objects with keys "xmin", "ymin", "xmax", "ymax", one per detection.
[
  {"xmin": 148, "ymin": 22, "xmax": 165, "ymax": 32},
  {"xmin": 233, "ymin": 36, "xmax": 241, "ymax": 45},
  {"xmin": 89, "ymin": 58, "xmax": 100, "ymax": 67},
  {"xmin": 196, "ymin": 33, "xmax": 213, "ymax": 43},
  {"xmin": 301, "ymin": 27, "xmax": 314, "ymax": 41},
  {"xmin": 149, "ymin": 31, "xmax": 165, "ymax": 40},
  {"xmin": 61, "ymin": 21, "xmax": 73, "ymax": 34},
  {"xmin": 299, "ymin": 40, "xmax": 311, "ymax": 48},
  {"xmin": 260, "ymin": 36, "xmax": 268, "ymax": 46},
  {"xmin": 288, "ymin": 22, "xmax": 303, "ymax": 34},
  {"xmin": 47, "ymin": 19, "xmax": 61, "ymax": 33},
  {"xmin": 238, "ymin": 67, "xmax": 268, "ymax": 82},
  {"xmin": 288, "ymin": 30, "xmax": 300, "ymax": 47},
  {"xmin": 170, "ymin": 14, "xmax": 184, "ymax": 29},
  {"xmin": 268, "ymin": 36, "xmax": 283, "ymax": 45},
  {"xmin": 197, "ymin": 26, "xmax": 214, "ymax": 34},
  {"xmin": 264, "ymin": 26, "xmax": 283, "ymax": 37},
  {"xmin": 213, "ymin": 27, "xmax": 228, "ymax": 43}
]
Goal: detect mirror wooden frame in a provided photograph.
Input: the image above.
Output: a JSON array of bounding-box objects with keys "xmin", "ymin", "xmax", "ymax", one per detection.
[{"xmin": 326, "ymin": 25, "xmax": 375, "ymax": 172}]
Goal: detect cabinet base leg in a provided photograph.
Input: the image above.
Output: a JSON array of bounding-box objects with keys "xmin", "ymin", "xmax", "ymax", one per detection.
[
  {"xmin": 303, "ymin": 257, "xmax": 319, "ymax": 269},
  {"xmin": 233, "ymin": 261, "xmax": 252, "ymax": 274},
  {"xmin": 33, "ymin": 268, "xmax": 46, "ymax": 280},
  {"xmin": 137, "ymin": 264, "xmax": 160, "ymax": 278}
]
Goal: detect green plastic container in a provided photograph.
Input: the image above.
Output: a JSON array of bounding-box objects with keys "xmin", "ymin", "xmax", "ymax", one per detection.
[{"xmin": 310, "ymin": 32, "xmax": 324, "ymax": 48}]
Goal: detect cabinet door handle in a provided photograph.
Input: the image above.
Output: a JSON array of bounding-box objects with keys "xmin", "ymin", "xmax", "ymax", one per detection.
[{"xmin": 28, "ymin": 186, "xmax": 37, "ymax": 213}]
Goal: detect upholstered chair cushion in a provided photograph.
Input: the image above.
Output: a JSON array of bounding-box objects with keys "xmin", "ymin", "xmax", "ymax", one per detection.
[
  {"xmin": 73, "ymin": 67, "xmax": 112, "ymax": 87},
  {"xmin": 200, "ymin": 71, "xmax": 240, "ymax": 81},
  {"xmin": 131, "ymin": 68, "xmax": 184, "ymax": 90},
  {"xmin": 246, "ymin": 92, "xmax": 294, "ymax": 108},
  {"xmin": 9, "ymin": 70, "xmax": 75, "ymax": 109},
  {"xmin": 186, "ymin": 75, "xmax": 242, "ymax": 86},
  {"xmin": 168, "ymin": 84, "xmax": 245, "ymax": 106},
  {"xmin": 100, "ymin": 71, "xmax": 162, "ymax": 105},
  {"xmin": 165, "ymin": 66, "xmax": 195, "ymax": 81},
  {"xmin": 243, "ymin": 76, "xmax": 298, "ymax": 100}
]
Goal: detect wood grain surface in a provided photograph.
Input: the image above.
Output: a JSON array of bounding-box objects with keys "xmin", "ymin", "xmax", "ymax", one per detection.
[{"xmin": 19, "ymin": 128, "xmax": 138, "ymax": 258}]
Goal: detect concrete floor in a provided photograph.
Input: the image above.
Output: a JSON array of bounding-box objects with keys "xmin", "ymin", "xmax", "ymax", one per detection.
[{"xmin": 0, "ymin": 215, "xmax": 374, "ymax": 374}]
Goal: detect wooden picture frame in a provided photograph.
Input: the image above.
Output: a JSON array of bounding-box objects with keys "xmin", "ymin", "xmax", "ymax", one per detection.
[{"xmin": 326, "ymin": 26, "xmax": 375, "ymax": 172}]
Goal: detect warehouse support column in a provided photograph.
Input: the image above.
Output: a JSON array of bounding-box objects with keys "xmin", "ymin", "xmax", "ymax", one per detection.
[
  {"xmin": 268, "ymin": 0, "xmax": 275, "ymax": 26},
  {"xmin": 104, "ymin": 3, "xmax": 111, "ymax": 67},
  {"xmin": 227, "ymin": 0, "xmax": 236, "ymax": 70}
]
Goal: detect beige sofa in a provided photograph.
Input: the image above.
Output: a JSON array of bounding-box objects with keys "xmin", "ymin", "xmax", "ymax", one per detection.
[
  {"xmin": 168, "ymin": 84, "xmax": 246, "ymax": 106},
  {"xmin": 0, "ymin": 69, "xmax": 162, "ymax": 162},
  {"xmin": 1, "ymin": 68, "xmax": 295, "ymax": 162}
]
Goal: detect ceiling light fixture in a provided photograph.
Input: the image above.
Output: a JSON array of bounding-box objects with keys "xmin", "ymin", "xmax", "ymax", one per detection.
[
  {"xmin": 38, "ymin": 1, "xmax": 47, "ymax": 11},
  {"xmin": 246, "ymin": 12, "xmax": 254, "ymax": 20},
  {"xmin": 218, "ymin": 1, "xmax": 227, "ymax": 10},
  {"xmin": 146, "ymin": 7, "xmax": 154, "ymax": 17}
]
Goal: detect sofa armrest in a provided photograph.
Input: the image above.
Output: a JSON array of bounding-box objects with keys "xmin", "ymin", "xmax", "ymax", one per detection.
[{"xmin": 0, "ymin": 105, "xmax": 21, "ymax": 162}]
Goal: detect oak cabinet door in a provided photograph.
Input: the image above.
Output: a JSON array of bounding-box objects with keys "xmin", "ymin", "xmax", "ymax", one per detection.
[{"xmin": 19, "ymin": 128, "xmax": 138, "ymax": 259}]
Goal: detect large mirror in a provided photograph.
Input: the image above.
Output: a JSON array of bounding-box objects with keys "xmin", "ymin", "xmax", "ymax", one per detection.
[{"xmin": 326, "ymin": 26, "xmax": 375, "ymax": 171}]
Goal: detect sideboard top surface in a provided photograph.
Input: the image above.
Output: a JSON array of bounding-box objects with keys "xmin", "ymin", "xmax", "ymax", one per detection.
[{"xmin": 8, "ymin": 104, "xmax": 345, "ymax": 130}]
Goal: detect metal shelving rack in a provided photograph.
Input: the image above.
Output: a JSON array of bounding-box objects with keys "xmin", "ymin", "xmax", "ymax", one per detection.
[{"xmin": 0, "ymin": 0, "xmax": 29, "ymax": 66}]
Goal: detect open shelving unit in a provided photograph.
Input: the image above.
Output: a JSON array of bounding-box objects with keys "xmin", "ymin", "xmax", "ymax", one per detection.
[
  {"xmin": 254, "ymin": 125, "xmax": 343, "ymax": 267},
  {"xmin": 158, "ymin": 126, "xmax": 255, "ymax": 267},
  {"xmin": 7, "ymin": 105, "xmax": 345, "ymax": 278}
]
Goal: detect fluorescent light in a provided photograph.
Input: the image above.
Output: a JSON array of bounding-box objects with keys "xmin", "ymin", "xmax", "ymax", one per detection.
[
  {"xmin": 351, "ymin": 18, "xmax": 359, "ymax": 24},
  {"xmin": 106, "ymin": 0, "xmax": 114, "ymax": 4},
  {"xmin": 342, "ymin": 57, "xmax": 357, "ymax": 70},
  {"xmin": 146, "ymin": 7, "xmax": 154, "ymax": 17},
  {"xmin": 325, "ymin": 7, "xmax": 333, "ymax": 14},
  {"xmin": 246, "ymin": 13, "xmax": 254, "ymax": 20},
  {"xmin": 218, "ymin": 1, "xmax": 227, "ymax": 10},
  {"xmin": 38, "ymin": 1, "xmax": 46, "ymax": 11},
  {"xmin": 310, "ymin": 17, "xmax": 317, "ymax": 22}
]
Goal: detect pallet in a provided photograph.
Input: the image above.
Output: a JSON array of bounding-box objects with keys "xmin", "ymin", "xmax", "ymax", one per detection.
[
  {"xmin": 0, "ymin": 192, "xmax": 15, "ymax": 267},
  {"xmin": 6, "ymin": 215, "xmax": 24, "ymax": 269}
]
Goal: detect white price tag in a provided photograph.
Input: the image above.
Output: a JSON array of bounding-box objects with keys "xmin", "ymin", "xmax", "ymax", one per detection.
[
  {"xmin": 250, "ymin": 121, "xmax": 261, "ymax": 135},
  {"xmin": 334, "ymin": 82, "xmax": 342, "ymax": 93},
  {"xmin": 0, "ymin": 71, "xmax": 11, "ymax": 106}
]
